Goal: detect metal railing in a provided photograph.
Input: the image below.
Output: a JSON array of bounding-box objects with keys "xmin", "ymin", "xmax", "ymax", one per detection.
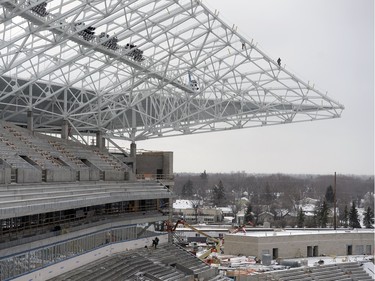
[{"xmin": 136, "ymin": 174, "xmax": 174, "ymax": 181}]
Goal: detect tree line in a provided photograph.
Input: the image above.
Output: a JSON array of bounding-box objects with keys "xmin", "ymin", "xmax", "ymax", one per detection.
[{"xmin": 174, "ymin": 172, "xmax": 374, "ymax": 228}]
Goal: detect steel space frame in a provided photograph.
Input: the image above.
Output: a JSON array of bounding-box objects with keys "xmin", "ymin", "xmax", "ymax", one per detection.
[{"xmin": 0, "ymin": 0, "xmax": 344, "ymax": 142}]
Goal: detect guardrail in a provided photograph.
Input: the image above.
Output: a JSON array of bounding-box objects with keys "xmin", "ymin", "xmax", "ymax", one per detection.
[{"xmin": 136, "ymin": 174, "xmax": 174, "ymax": 181}]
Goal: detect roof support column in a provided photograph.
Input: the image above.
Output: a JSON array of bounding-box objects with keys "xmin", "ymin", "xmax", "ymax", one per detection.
[
  {"xmin": 96, "ymin": 131, "xmax": 105, "ymax": 150},
  {"xmin": 130, "ymin": 141, "xmax": 136, "ymax": 176},
  {"xmin": 61, "ymin": 119, "xmax": 69, "ymax": 139},
  {"xmin": 27, "ymin": 110, "xmax": 33, "ymax": 132},
  {"xmin": 130, "ymin": 105, "xmax": 137, "ymax": 176}
]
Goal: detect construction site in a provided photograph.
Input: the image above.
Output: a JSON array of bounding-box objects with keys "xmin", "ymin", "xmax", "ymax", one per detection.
[{"xmin": 0, "ymin": 0, "xmax": 373, "ymax": 280}]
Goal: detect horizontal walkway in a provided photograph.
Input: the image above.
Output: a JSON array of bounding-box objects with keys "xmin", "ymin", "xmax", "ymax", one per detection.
[{"xmin": 0, "ymin": 181, "xmax": 172, "ymax": 219}]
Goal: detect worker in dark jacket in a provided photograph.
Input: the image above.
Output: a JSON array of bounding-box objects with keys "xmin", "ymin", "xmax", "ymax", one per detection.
[{"xmin": 152, "ymin": 237, "xmax": 159, "ymax": 249}]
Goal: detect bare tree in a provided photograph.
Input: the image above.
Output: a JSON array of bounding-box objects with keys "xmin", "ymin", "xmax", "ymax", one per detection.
[{"xmin": 190, "ymin": 199, "xmax": 201, "ymax": 224}]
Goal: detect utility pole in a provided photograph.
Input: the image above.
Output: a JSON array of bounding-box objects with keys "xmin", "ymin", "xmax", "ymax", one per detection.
[{"xmin": 333, "ymin": 172, "xmax": 337, "ymax": 230}]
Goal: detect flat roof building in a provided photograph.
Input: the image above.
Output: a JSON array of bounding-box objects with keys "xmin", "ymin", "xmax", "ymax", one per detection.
[{"xmin": 224, "ymin": 229, "xmax": 375, "ymax": 260}]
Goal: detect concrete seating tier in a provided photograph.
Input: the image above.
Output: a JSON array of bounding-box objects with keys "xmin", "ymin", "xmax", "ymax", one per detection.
[
  {"xmin": 0, "ymin": 122, "xmax": 68, "ymax": 169},
  {"xmin": 45, "ymin": 136, "xmax": 128, "ymax": 171},
  {"xmin": 338, "ymin": 262, "xmax": 374, "ymax": 281},
  {"xmin": 0, "ymin": 137, "xmax": 36, "ymax": 169},
  {"xmin": 0, "ymin": 121, "xmax": 129, "ymax": 177},
  {"xmin": 266, "ymin": 262, "xmax": 373, "ymax": 281},
  {"xmin": 48, "ymin": 244, "xmax": 225, "ymax": 281},
  {"xmin": 139, "ymin": 243, "xmax": 217, "ymax": 277}
]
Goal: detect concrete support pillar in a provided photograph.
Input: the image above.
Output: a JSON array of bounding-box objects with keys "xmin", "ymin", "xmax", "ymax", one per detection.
[
  {"xmin": 156, "ymin": 199, "xmax": 160, "ymax": 210},
  {"xmin": 130, "ymin": 142, "xmax": 136, "ymax": 175},
  {"xmin": 130, "ymin": 142, "xmax": 136, "ymax": 157},
  {"xmin": 133, "ymin": 200, "xmax": 139, "ymax": 212},
  {"xmin": 96, "ymin": 131, "xmax": 105, "ymax": 150},
  {"xmin": 61, "ymin": 120, "xmax": 69, "ymax": 140},
  {"xmin": 27, "ymin": 110, "xmax": 33, "ymax": 132}
]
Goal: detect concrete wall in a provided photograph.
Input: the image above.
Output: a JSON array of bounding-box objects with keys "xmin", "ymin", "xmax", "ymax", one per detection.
[
  {"xmin": 224, "ymin": 231, "xmax": 375, "ymax": 259},
  {"xmin": 89, "ymin": 168, "xmax": 100, "ymax": 180},
  {"xmin": 45, "ymin": 169, "xmax": 75, "ymax": 182},
  {"xmin": 137, "ymin": 151, "xmax": 173, "ymax": 176},
  {"xmin": 0, "ymin": 167, "xmax": 11, "ymax": 184},
  {"xmin": 162, "ymin": 152, "xmax": 173, "ymax": 175},
  {"xmin": 17, "ymin": 168, "xmax": 42, "ymax": 183},
  {"xmin": 78, "ymin": 169, "xmax": 90, "ymax": 181},
  {"xmin": 104, "ymin": 170, "xmax": 126, "ymax": 181},
  {"xmin": 224, "ymin": 234, "xmax": 259, "ymax": 256},
  {"xmin": 0, "ymin": 167, "xmax": 127, "ymax": 183}
]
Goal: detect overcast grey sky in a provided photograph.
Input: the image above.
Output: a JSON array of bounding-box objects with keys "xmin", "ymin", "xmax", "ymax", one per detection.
[{"xmin": 137, "ymin": 0, "xmax": 374, "ymax": 175}]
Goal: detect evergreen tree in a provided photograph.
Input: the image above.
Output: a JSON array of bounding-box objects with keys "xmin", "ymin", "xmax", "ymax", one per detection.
[
  {"xmin": 297, "ymin": 207, "xmax": 305, "ymax": 228},
  {"xmin": 181, "ymin": 179, "xmax": 194, "ymax": 198},
  {"xmin": 196, "ymin": 170, "xmax": 208, "ymax": 198},
  {"xmin": 363, "ymin": 206, "xmax": 374, "ymax": 228},
  {"xmin": 342, "ymin": 205, "xmax": 349, "ymax": 228},
  {"xmin": 244, "ymin": 203, "xmax": 254, "ymax": 225},
  {"xmin": 317, "ymin": 200, "xmax": 329, "ymax": 228},
  {"xmin": 212, "ymin": 180, "xmax": 226, "ymax": 206},
  {"xmin": 263, "ymin": 183, "xmax": 275, "ymax": 205},
  {"xmin": 310, "ymin": 211, "xmax": 318, "ymax": 228},
  {"xmin": 200, "ymin": 170, "xmax": 208, "ymax": 180},
  {"xmin": 349, "ymin": 201, "xmax": 361, "ymax": 228},
  {"xmin": 325, "ymin": 185, "xmax": 334, "ymax": 204}
]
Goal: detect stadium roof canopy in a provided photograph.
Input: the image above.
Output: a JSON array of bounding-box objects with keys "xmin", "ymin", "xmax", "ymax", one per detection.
[{"xmin": 0, "ymin": 0, "xmax": 344, "ymax": 142}]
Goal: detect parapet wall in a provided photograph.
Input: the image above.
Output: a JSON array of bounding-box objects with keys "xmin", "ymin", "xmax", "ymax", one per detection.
[
  {"xmin": 16, "ymin": 167, "xmax": 42, "ymax": 183},
  {"xmin": 0, "ymin": 167, "xmax": 11, "ymax": 184}
]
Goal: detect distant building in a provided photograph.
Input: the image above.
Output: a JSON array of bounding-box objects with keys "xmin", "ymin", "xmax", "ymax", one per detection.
[
  {"xmin": 257, "ymin": 212, "xmax": 274, "ymax": 224},
  {"xmin": 218, "ymin": 207, "xmax": 235, "ymax": 223},
  {"xmin": 173, "ymin": 200, "xmax": 223, "ymax": 223},
  {"xmin": 224, "ymin": 229, "xmax": 374, "ymax": 259}
]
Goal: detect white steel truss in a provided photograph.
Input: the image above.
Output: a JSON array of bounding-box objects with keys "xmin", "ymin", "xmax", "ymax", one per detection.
[{"xmin": 0, "ymin": 0, "xmax": 344, "ymax": 141}]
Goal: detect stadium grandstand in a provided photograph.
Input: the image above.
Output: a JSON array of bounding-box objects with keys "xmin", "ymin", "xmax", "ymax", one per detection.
[
  {"xmin": 246, "ymin": 262, "xmax": 374, "ymax": 281},
  {"xmin": 0, "ymin": 0, "xmax": 346, "ymax": 280}
]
